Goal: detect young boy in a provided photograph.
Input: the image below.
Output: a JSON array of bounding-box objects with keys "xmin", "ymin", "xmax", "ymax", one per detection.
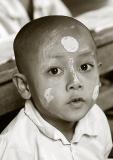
[{"xmin": 0, "ymin": 16, "xmax": 112, "ymax": 160}]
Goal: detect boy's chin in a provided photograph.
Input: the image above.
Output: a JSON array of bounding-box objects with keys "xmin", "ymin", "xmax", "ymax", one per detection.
[{"xmin": 64, "ymin": 107, "xmax": 92, "ymax": 123}]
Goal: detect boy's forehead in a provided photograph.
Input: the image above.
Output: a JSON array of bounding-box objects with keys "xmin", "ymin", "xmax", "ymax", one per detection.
[
  {"xmin": 14, "ymin": 16, "xmax": 96, "ymax": 73},
  {"xmin": 39, "ymin": 30, "xmax": 95, "ymax": 59}
]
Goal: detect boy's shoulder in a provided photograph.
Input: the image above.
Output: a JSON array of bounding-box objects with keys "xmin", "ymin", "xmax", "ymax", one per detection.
[
  {"xmin": 0, "ymin": 107, "xmax": 38, "ymax": 152},
  {"xmin": 0, "ymin": 107, "xmax": 35, "ymax": 159},
  {"xmin": 88, "ymin": 104, "xmax": 111, "ymax": 140},
  {"xmin": 91, "ymin": 104, "xmax": 108, "ymax": 123},
  {"xmin": 88, "ymin": 104, "xmax": 110, "ymax": 130}
]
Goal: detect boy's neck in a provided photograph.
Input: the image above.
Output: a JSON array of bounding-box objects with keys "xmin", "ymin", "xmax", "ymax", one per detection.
[
  {"xmin": 41, "ymin": 113, "xmax": 77, "ymax": 142},
  {"xmin": 53, "ymin": 120, "xmax": 77, "ymax": 142}
]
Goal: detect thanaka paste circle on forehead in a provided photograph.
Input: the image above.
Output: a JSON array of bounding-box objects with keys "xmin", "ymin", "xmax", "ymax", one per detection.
[{"xmin": 61, "ymin": 36, "xmax": 79, "ymax": 53}]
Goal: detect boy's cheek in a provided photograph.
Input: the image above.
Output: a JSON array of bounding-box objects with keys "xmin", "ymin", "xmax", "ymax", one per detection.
[
  {"xmin": 44, "ymin": 88, "xmax": 54, "ymax": 104},
  {"xmin": 92, "ymin": 85, "xmax": 100, "ymax": 101},
  {"xmin": 42, "ymin": 86, "xmax": 64, "ymax": 106},
  {"xmin": 85, "ymin": 83, "xmax": 100, "ymax": 102}
]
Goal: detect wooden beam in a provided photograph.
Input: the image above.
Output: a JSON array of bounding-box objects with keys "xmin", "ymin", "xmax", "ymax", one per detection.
[
  {"xmin": 97, "ymin": 42, "xmax": 113, "ymax": 74},
  {"xmin": 93, "ymin": 27, "xmax": 113, "ymax": 47},
  {"xmin": 0, "ymin": 81, "xmax": 24, "ymax": 116},
  {"xmin": 97, "ymin": 85, "xmax": 113, "ymax": 111}
]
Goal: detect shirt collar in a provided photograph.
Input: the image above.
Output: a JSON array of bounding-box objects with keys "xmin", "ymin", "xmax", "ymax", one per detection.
[
  {"xmin": 72, "ymin": 104, "xmax": 98, "ymax": 143},
  {"xmin": 24, "ymin": 100, "xmax": 69, "ymax": 144},
  {"xmin": 24, "ymin": 100, "xmax": 98, "ymax": 144}
]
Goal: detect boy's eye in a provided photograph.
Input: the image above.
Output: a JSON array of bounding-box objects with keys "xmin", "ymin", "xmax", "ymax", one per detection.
[
  {"xmin": 48, "ymin": 67, "xmax": 63, "ymax": 75},
  {"xmin": 79, "ymin": 63, "xmax": 94, "ymax": 72}
]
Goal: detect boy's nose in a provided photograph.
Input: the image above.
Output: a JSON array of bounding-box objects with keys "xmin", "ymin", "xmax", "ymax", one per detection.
[{"xmin": 66, "ymin": 72, "xmax": 83, "ymax": 91}]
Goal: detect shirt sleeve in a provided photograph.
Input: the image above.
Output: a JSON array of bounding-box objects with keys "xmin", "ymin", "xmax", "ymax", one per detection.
[
  {"xmin": 100, "ymin": 110, "xmax": 113, "ymax": 159},
  {"xmin": 104, "ymin": 120, "xmax": 113, "ymax": 159},
  {"xmin": 94, "ymin": 105, "xmax": 113, "ymax": 159}
]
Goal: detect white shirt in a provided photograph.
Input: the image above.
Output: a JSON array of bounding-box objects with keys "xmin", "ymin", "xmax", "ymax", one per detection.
[
  {"xmin": 0, "ymin": 100, "xmax": 112, "ymax": 160},
  {"xmin": 0, "ymin": 0, "xmax": 71, "ymax": 64}
]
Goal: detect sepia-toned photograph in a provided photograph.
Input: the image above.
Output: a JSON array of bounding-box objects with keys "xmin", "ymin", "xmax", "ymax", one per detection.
[{"xmin": 0, "ymin": 0, "xmax": 113, "ymax": 159}]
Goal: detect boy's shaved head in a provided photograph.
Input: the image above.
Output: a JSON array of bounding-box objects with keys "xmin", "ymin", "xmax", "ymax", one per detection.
[
  {"xmin": 13, "ymin": 16, "xmax": 100, "ymax": 125},
  {"xmin": 13, "ymin": 16, "xmax": 96, "ymax": 75}
]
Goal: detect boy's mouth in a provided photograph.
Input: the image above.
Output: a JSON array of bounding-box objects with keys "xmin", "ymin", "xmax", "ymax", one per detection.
[{"xmin": 67, "ymin": 97, "xmax": 85, "ymax": 105}]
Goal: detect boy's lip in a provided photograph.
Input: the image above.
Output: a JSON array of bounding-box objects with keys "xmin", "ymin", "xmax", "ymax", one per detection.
[{"xmin": 67, "ymin": 97, "xmax": 85, "ymax": 104}]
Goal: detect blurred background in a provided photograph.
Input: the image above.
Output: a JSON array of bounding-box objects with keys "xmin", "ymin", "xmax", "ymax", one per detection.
[{"xmin": 63, "ymin": 0, "xmax": 113, "ymax": 16}]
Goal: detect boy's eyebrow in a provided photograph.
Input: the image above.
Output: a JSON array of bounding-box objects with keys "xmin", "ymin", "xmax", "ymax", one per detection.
[
  {"xmin": 79, "ymin": 52, "xmax": 94, "ymax": 57},
  {"xmin": 46, "ymin": 54, "xmax": 65, "ymax": 59},
  {"xmin": 78, "ymin": 48, "xmax": 95, "ymax": 57}
]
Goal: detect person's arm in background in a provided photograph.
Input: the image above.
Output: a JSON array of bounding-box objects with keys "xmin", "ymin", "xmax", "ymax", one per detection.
[
  {"xmin": 0, "ymin": 0, "xmax": 72, "ymax": 64},
  {"xmin": 51, "ymin": 0, "xmax": 72, "ymax": 16},
  {"xmin": 0, "ymin": 12, "xmax": 15, "ymax": 64},
  {"xmin": 0, "ymin": 0, "xmax": 29, "ymax": 64}
]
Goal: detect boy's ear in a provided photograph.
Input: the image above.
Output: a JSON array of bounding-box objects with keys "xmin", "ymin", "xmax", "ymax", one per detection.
[
  {"xmin": 13, "ymin": 73, "xmax": 31, "ymax": 100},
  {"xmin": 97, "ymin": 62, "xmax": 102, "ymax": 88},
  {"xmin": 97, "ymin": 62, "xmax": 102, "ymax": 74}
]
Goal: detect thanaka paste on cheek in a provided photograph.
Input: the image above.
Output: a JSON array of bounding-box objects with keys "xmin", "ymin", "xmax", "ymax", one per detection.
[
  {"xmin": 61, "ymin": 36, "xmax": 79, "ymax": 53},
  {"xmin": 92, "ymin": 85, "xmax": 99, "ymax": 101},
  {"xmin": 44, "ymin": 88, "xmax": 54, "ymax": 104}
]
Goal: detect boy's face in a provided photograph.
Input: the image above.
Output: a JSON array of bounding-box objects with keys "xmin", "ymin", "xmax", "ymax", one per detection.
[{"xmin": 27, "ymin": 32, "xmax": 99, "ymax": 123}]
